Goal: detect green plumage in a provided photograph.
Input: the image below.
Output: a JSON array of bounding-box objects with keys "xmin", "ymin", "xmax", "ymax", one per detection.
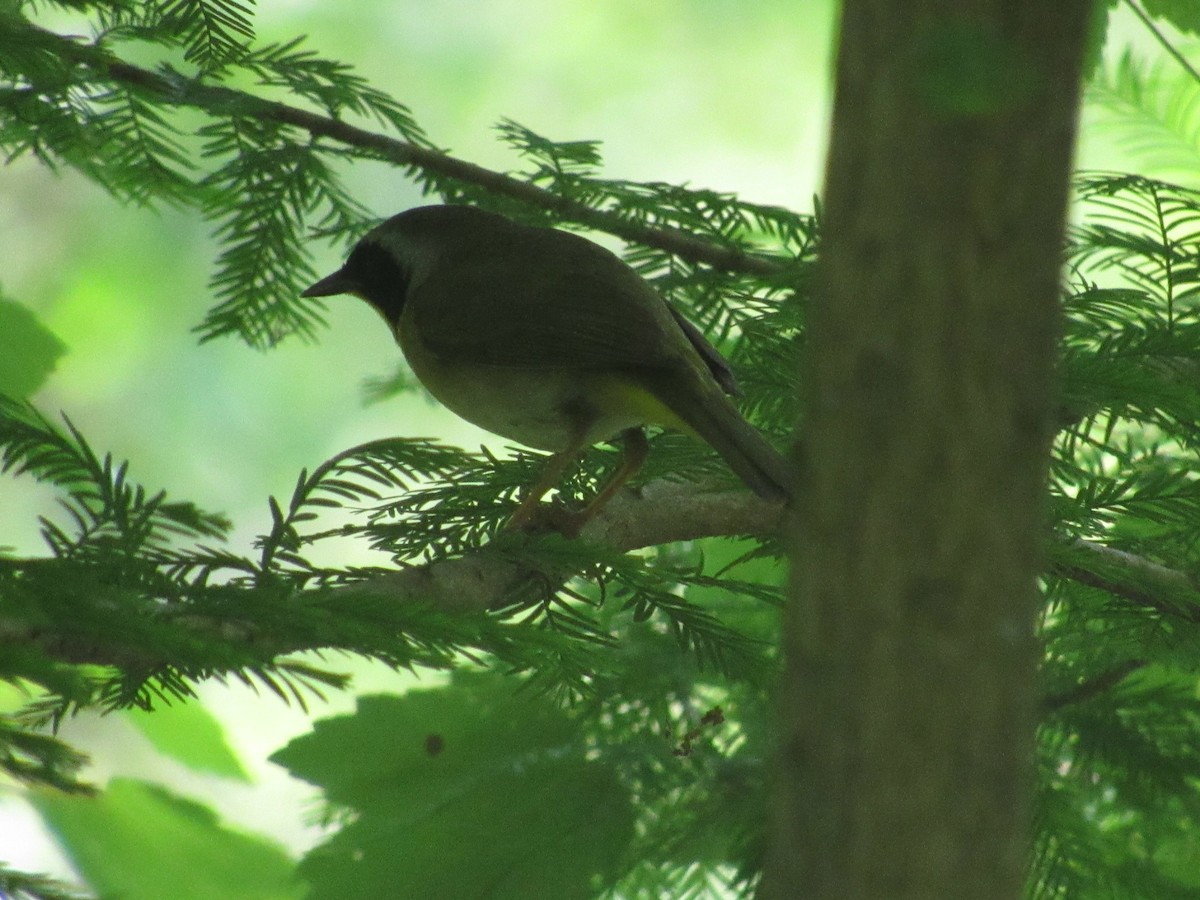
[{"xmin": 303, "ymin": 205, "xmax": 791, "ymax": 525}]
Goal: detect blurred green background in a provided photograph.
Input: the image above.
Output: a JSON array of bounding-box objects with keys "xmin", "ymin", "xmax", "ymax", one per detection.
[
  {"xmin": 1, "ymin": 0, "xmax": 835, "ymax": 556},
  {"xmin": 0, "ymin": 0, "xmax": 1173, "ymax": 888},
  {"xmin": 1, "ymin": 0, "xmax": 838, "ymax": 883}
]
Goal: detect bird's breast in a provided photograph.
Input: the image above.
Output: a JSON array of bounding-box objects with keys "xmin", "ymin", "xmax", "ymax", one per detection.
[{"xmin": 395, "ymin": 316, "xmax": 686, "ymax": 451}]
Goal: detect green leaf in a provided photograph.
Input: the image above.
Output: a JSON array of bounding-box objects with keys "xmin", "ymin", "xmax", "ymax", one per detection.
[
  {"xmin": 0, "ymin": 298, "xmax": 66, "ymax": 399},
  {"xmin": 32, "ymin": 778, "xmax": 303, "ymax": 900},
  {"xmin": 124, "ymin": 701, "xmax": 249, "ymax": 780},
  {"xmin": 272, "ymin": 676, "xmax": 636, "ymax": 900},
  {"xmin": 1082, "ymin": 0, "xmax": 1118, "ymax": 79},
  {"xmin": 1155, "ymin": 832, "xmax": 1200, "ymax": 887},
  {"xmin": 1087, "ymin": 52, "xmax": 1200, "ymax": 178},
  {"xmin": 1143, "ymin": 0, "xmax": 1200, "ymax": 36}
]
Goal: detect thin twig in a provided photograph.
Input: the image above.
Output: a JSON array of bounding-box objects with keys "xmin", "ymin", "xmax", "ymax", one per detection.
[
  {"xmin": 1056, "ymin": 538, "xmax": 1200, "ymax": 622},
  {"xmin": 0, "ymin": 481, "xmax": 789, "ymax": 668},
  {"xmin": 1043, "ymin": 659, "xmax": 1147, "ymax": 712},
  {"xmin": 35, "ymin": 26, "xmax": 789, "ymax": 280},
  {"xmin": 1123, "ymin": 0, "xmax": 1200, "ymax": 86}
]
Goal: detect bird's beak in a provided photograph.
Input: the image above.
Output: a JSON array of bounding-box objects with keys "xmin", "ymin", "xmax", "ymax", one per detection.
[{"xmin": 301, "ymin": 268, "xmax": 359, "ymax": 298}]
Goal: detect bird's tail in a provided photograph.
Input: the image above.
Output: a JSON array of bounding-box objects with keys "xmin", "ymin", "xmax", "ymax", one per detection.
[{"xmin": 659, "ymin": 376, "xmax": 792, "ymax": 502}]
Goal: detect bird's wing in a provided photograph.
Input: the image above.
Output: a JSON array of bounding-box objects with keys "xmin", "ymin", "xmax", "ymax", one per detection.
[{"xmin": 409, "ymin": 228, "xmax": 695, "ymax": 373}]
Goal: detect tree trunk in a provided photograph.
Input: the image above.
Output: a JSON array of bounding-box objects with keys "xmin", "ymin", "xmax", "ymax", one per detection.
[{"xmin": 765, "ymin": 3, "xmax": 1093, "ymax": 898}]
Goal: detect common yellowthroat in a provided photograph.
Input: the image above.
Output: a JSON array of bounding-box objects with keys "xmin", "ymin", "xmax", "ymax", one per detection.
[{"xmin": 302, "ymin": 205, "xmax": 789, "ymax": 533}]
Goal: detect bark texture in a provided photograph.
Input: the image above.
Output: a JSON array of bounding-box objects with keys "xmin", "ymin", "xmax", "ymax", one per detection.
[{"xmin": 766, "ymin": 4, "xmax": 1093, "ymax": 898}]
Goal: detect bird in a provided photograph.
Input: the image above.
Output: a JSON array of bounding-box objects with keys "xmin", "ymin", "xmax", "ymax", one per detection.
[{"xmin": 301, "ymin": 204, "xmax": 790, "ymax": 535}]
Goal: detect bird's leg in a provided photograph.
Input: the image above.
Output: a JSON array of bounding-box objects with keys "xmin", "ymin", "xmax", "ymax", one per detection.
[
  {"xmin": 572, "ymin": 427, "xmax": 648, "ymax": 528},
  {"xmin": 505, "ymin": 427, "xmax": 649, "ymax": 537},
  {"xmin": 505, "ymin": 429, "xmax": 591, "ymax": 533}
]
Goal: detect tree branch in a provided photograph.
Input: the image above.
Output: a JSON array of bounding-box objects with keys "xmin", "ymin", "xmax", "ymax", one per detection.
[
  {"xmin": 330, "ymin": 480, "xmax": 787, "ymax": 614},
  {"xmin": 1122, "ymin": 0, "xmax": 1200, "ymax": 86},
  {"xmin": 34, "ymin": 26, "xmax": 788, "ymax": 280},
  {"xmin": 0, "ymin": 481, "xmax": 787, "ymax": 670},
  {"xmin": 1042, "ymin": 658, "xmax": 1147, "ymax": 712},
  {"xmin": 14, "ymin": 24, "xmax": 1200, "ymax": 680},
  {"xmin": 5, "ymin": 477, "xmax": 1199, "ymax": 684},
  {"xmin": 1053, "ymin": 538, "xmax": 1200, "ymax": 622}
]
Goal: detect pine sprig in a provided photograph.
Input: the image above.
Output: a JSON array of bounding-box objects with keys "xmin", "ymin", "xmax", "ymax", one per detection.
[
  {"xmin": 357, "ymin": 448, "xmax": 544, "ymax": 560},
  {"xmin": 496, "ymin": 117, "xmax": 604, "ymax": 182},
  {"xmin": 1088, "ymin": 49, "xmax": 1200, "ymax": 181},
  {"xmin": 0, "ymin": 714, "xmax": 93, "ymax": 794},
  {"xmin": 1073, "ymin": 173, "xmax": 1200, "ymax": 318},
  {"xmin": 237, "ymin": 38, "xmax": 431, "ymax": 143},
  {"xmin": 496, "ymin": 119, "xmax": 816, "ymax": 260},
  {"xmin": 197, "ymin": 117, "xmax": 335, "ymax": 346},
  {"xmin": 0, "ymin": 396, "xmax": 229, "ymax": 554},
  {"xmin": 155, "ymin": 0, "xmax": 255, "ymax": 71},
  {"xmin": 0, "ymin": 84, "xmax": 110, "ymax": 187},
  {"xmin": 9, "ymin": 5, "xmax": 1200, "ymax": 896},
  {"xmin": 608, "ymin": 557, "xmax": 775, "ymax": 680},
  {"xmin": 0, "ymin": 862, "xmax": 92, "ymax": 900},
  {"xmin": 2, "ymin": 18, "xmax": 809, "ymax": 349},
  {"xmin": 256, "ymin": 437, "xmax": 473, "ymax": 576},
  {"xmin": 1031, "ymin": 171, "xmax": 1200, "ymax": 895},
  {"xmin": 89, "ymin": 84, "xmax": 195, "ymax": 205}
]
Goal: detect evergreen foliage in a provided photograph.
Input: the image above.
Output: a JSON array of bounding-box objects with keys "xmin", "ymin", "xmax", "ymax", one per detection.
[{"xmin": 1, "ymin": 1, "xmax": 1200, "ymax": 897}]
